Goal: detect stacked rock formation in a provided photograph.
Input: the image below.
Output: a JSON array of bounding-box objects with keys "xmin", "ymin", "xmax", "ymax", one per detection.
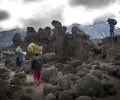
[
  {"xmin": 102, "ymin": 36, "xmax": 120, "ymax": 62},
  {"xmin": 12, "ymin": 20, "xmax": 98, "ymax": 63}
]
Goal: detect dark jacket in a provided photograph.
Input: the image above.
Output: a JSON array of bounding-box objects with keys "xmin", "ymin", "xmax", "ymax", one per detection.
[
  {"xmin": 16, "ymin": 55, "xmax": 22, "ymax": 66},
  {"xmin": 107, "ymin": 18, "xmax": 116, "ymax": 27},
  {"xmin": 31, "ymin": 56, "xmax": 43, "ymax": 70}
]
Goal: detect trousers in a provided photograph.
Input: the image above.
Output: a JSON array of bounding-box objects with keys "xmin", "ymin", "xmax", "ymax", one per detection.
[{"xmin": 33, "ymin": 70, "xmax": 42, "ymax": 83}]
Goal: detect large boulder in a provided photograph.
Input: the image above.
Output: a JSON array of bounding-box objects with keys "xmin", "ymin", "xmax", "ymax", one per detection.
[
  {"xmin": 42, "ymin": 53, "xmax": 57, "ymax": 62},
  {"xmin": 58, "ymin": 76, "xmax": 72, "ymax": 90},
  {"xmin": 43, "ymin": 84, "xmax": 61, "ymax": 96},
  {"xmin": 62, "ymin": 64, "xmax": 75, "ymax": 75},
  {"xmin": 102, "ymin": 36, "xmax": 120, "ymax": 62},
  {"xmin": 58, "ymin": 90, "xmax": 75, "ymax": 100},
  {"xmin": 45, "ymin": 93, "xmax": 56, "ymax": 100},
  {"xmin": 49, "ymin": 68, "xmax": 58, "ymax": 85},
  {"xmin": 51, "ymin": 20, "xmax": 62, "ymax": 28},
  {"xmin": 76, "ymin": 73, "xmax": 102, "ymax": 97},
  {"xmin": 12, "ymin": 33, "xmax": 23, "ymax": 47}
]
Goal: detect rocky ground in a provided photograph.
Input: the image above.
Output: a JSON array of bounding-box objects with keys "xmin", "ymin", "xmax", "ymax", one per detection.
[{"xmin": 0, "ymin": 58, "xmax": 120, "ymax": 100}]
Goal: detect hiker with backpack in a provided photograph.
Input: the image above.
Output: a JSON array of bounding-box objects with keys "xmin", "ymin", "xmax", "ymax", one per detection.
[
  {"xmin": 107, "ymin": 18, "xmax": 117, "ymax": 36},
  {"xmin": 31, "ymin": 53, "xmax": 43, "ymax": 86},
  {"xmin": 16, "ymin": 52, "xmax": 25, "ymax": 73},
  {"xmin": 27, "ymin": 43, "xmax": 43, "ymax": 86},
  {"xmin": 5, "ymin": 52, "xmax": 11, "ymax": 69}
]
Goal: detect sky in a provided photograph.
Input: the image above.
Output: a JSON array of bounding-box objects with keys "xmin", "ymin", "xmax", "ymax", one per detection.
[{"xmin": 0, "ymin": 0, "xmax": 120, "ymax": 31}]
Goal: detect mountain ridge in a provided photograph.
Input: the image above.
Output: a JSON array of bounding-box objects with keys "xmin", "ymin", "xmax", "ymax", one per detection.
[{"xmin": 0, "ymin": 22, "xmax": 120, "ymax": 47}]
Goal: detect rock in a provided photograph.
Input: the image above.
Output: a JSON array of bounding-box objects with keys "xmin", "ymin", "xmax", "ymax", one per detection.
[
  {"xmin": 91, "ymin": 65, "xmax": 100, "ymax": 70},
  {"xmin": 76, "ymin": 73, "xmax": 102, "ymax": 97},
  {"xmin": 55, "ymin": 63, "xmax": 64, "ymax": 71},
  {"xmin": 62, "ymin": 64, "xmax": 75, "ymax": 74},
  {"xmin": 102, "ymin": 36, "xmax": 120, "ymax": 62},
  {"xmin": 67, "ymin": 73, "xmax": 80, "ymax": 82},
  {"xmin": 45, "ymin": 93, "xmax": 56, "ymax": 100},
  {"xmin": 76, "ymin": 66, "xmax": 83, "ymax": 73},
  {"xmin": 51, "ymin": 20, "xmax": 62, "ymax": 28},
  {"xmin": 76, "ymin": 67, "xmax": 90, "ymax": 78},
  {"xmin": 57, "ymin": 71, "xmax": 64, "ymax": 79},
  {"xmin": 43, "ymin": 84, "xmax": 60, "ymax": 96},
  {"xmin": 41, "ymin": 68, "xmax": 49, "ymax": 82},
  {"xmin": 75, "ymin": 96, "xmax": 92, "ymax": 100},
  {"xmin": 103, "ymin": 82, "xmax": 113, "ymax": 91},
  {"xmin": 85, "ymin": 64, "xmax": 91, "ymax": 69},
  {"xmin": 66, "ymin": 60, "xmax": 82, "ymax": 68},
  {"xmin": 44, "ymin": 27, "xmax": 52, "ymax": 36},
  {"xmin": 12, "ymin": 33, "xmax": 23, "ymax": 47},
  {"xmin": 43, "ymin": 64, "xmax": 51, "ymax": 68},
  {"xmin": 4, "ymin": 88, "xmax": 15, "ymax": 99},
  {"xmin": 0, "ymin": 67, "xmax": 8, "ymax": 75},
  {"xmin": 26, "ymin": 87, "xmax": 33, "ymax": 93},
  {"xmin": 116, "ymin": 70, "xmax": 120, "ymax": 78},
  {"xmin": 20, "ymin": 94, "xmax": 32, "ymax": 100},
  {"xmin": 58, "ymin": 90, "xmax": 74, "ymax": 100},
  {"xmin": 0, "ymin": 72, "xmax": 10, "ymax": 80},
  {"xmin": 10, "ymin": 77, "xmax": 21, "ymax": 86},
  {"xmin": 58, "ymin": 76, "xmax": 72, "ymax": 90},
  {"xmin": 108, "ymin": 66, "xmax": 119, "ymax": 76},
  {"xmin": 42, "ymin": 53, "xmax": 57, "ymax": 62},
  {"xmin": 22, "ymin": 64, "xmax": 32, "ymax": 74},
  {"xmin": 0, "ymin": 78, "xmax": 10, "ymax": 100},
  {"xmin": 27, "ymin": 27, "xmax": 35, "ymax": 32},
  {"xmin": 107, "ymin": 87, "xmax": 116, "ymax": 95},
  {"xmin": 49, "ymin": 68, "xmax": 58, "ymax": 85},
  {"xmin": 0, "ymin": 89, "xmax": 8, "ymax": 100},
  {"xmin": 91, "ymin": 70, "xmax": 103, "ymax": 80},
  {"xmin": 90, "ymin": 61, "xmax": 100, "ymax": 66},
  {"xmin": 14, "ymin": 72, "xmax": 27, "ymax": 80}
]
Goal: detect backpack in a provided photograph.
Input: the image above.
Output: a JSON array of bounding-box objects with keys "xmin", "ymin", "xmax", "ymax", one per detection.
[
  {"xmin": 6, "ymin": 53, "xmax": 11, "ymax": 61},
  {"xmin": 34, "ymin": 57, "xmax": 43, "ymax": 69},
  {"xmin": 113, "ymin": 19, "xmax": 117, "ymax": 25},
  {"xmin": 17, "ymin": 56, "xmax": 25, "ymax": 63}
]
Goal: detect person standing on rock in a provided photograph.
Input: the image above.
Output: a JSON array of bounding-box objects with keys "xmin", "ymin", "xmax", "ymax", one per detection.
[
  {"xmin": 31, "ymin": 53, "xmax": 43, "ymax": 86},
  {"xmin": 107, "ymin": 18, "xmax": 117, "ymax": 36}
]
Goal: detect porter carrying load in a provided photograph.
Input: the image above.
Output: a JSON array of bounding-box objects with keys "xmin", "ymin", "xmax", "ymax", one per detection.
[{"xmin": 27, "ymin": 43, "xmax": 43, "ymax": 54}]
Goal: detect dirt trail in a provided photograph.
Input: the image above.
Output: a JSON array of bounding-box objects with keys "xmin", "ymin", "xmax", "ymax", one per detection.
[{"xmin": 9, "ymin": 71, "xmax": 45, "ymax": 100}]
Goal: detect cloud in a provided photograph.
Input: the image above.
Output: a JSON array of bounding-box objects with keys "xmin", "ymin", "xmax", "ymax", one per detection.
[
  {"xmin": 0, "ymin": 10, "xmax": 11, "ymax": 21},
  {"xmin": 22, "ymin": 0, "xmax": 44, "ymax": 3},
  {"xmin": 68, "ymin": 0, "xmax": 117, "ymax": 9},
  {"xmin": 19, "ymin": 6, "xmax": 65, "ymax": 30},
  {"xmin": 0, "ymin": 27, "xmax": 2, "ymax": 31},
  {"xmin": 93, "ymin": 13, "xmax": 115, "ymax": 23},
  {"xmin": 9, "ymin": 0, "xmax": 44, "ymax": 4}
]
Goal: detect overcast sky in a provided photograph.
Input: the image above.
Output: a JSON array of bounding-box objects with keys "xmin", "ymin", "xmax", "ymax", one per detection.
[{"xmin": 0, "ymin": 0, "xmax": 120, "ymax": 31}]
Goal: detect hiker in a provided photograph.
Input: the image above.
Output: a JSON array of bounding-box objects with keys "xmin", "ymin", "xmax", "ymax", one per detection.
[
  {"xmin": 107, "ymin": 18, "xmax": 117, "ymax": 36},
  {"xmin": 5, "ymin": 52, "xmax": 11, "ymax": 69},
  {"xmin": 16, "ymin": 52, "xmax": 25, "ymax": 73},
  {"xmin": 31, "ymin": 53, "xmax": 43, "ymax": 86}
]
